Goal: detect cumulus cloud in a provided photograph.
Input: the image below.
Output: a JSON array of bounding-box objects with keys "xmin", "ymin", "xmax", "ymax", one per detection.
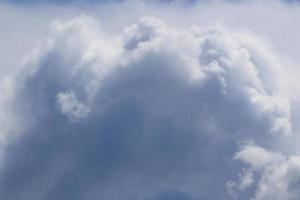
[
  {"xmin": 0, "ymin": 13, "xmax": 296, "ymax": 200},
  {"xmin": 56, "ymin": 90, "xmax": 90, "ymax": 121},
  {"xmin": 230, "ymin": 142, "xmax": 300, "ymax": 200}
]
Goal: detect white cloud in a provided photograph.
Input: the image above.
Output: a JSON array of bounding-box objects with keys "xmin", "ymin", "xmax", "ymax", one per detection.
[
  {"xmin": 0, "ymin": 15, "xmax": 294, "ymax": 200},
  {"xmin": 1, "ymin": 0, "xmax": 300, "ymax": 200},
  {"xmin": 56, "ymin": 91, "xmax": 89, "ymax": 121},
  {"xmin": 234, "ymin": 141, "xmax": 285, "ymax": 169},
  {"xmin": 232, "ymin": 143, "xmax": 300, "ymax": 200}
]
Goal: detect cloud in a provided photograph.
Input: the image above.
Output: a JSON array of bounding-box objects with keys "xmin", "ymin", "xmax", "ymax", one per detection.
[
  {"xmin": 3, "ymin": 0, "xmax": 300, "ymax": 5},
  {"xmin": 230, "ymin": 142, "xmax": 300, "ymax": 200},
  {"xmin": 0, "ymin": 14, "xmax": 294, "ymax": 200},
  {"xmin": 56, "ymin": 90, "xmax": 90, "ymax": 121}
]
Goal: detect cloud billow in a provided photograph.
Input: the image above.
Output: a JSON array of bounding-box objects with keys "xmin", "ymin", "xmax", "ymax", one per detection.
[{"xmin": 0, "ymin": 16, "xmax": 294, "ymax": 200}]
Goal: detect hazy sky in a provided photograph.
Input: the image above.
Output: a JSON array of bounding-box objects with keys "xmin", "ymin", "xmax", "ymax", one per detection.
[{"xmin": 1, "ymin": 0, "xmax": 300, "ymax": 200}]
